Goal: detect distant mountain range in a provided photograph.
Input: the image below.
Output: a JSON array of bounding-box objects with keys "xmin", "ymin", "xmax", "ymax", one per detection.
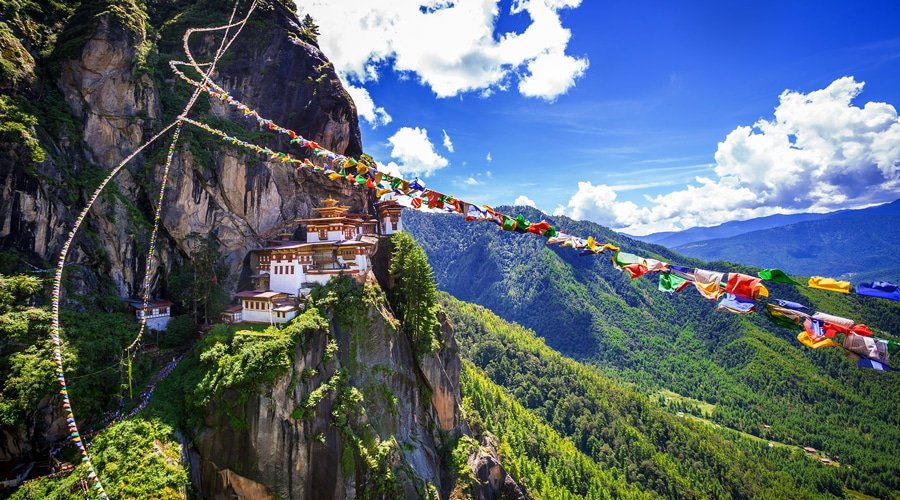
[{"xmin": 633, "ymin": 200, "xmax": 900, "ymax": 280}]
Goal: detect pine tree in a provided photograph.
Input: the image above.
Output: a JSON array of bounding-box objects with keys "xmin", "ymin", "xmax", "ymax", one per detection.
[{"xmin": 388, "ymin": 232, "xmax": 439, "ymax": 354}]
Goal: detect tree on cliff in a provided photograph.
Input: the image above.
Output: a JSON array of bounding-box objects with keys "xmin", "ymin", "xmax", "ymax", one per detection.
[
  {"xmin": 388, "ymin": 232, "xmax": 440, "ymax": 354},
  {"xmin": 299, "ymin": 14, "xmax": 320, "ymax": 44},
  {"xmin": 170, "ymin": 233, "xmax": 229, "ymax": 325}
]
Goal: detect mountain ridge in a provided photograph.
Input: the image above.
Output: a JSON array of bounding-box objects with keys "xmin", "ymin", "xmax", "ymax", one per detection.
[{"xmin": 632, "ymin": 199, "xmax": 900, "ymax": 249}]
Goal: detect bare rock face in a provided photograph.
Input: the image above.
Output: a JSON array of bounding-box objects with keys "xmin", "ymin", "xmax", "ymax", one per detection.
[
  {"xmin": 192, "ymin": 277, "xmax": 451, "ymax": 498},
  {"xmin": 464, "ymin": 433, "xmax": 527, "ymax": 500}
]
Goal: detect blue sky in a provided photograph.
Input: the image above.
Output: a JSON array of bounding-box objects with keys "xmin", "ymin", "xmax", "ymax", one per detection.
[{"xmin": 298, "ymin": 0, "xmax": 900, "ymax": 234}]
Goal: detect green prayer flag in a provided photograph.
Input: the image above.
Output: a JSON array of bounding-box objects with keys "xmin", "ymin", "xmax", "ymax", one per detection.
[
  {"xmin": 502, "ymin": 216, "xmax": 516, "ymax": 232},
  {"xmin": 613, "ymin": 252, "xmax": 641, "ymax": 267},
  {"xmin": 544, "ymin": 227, "xmax": 558, "ymax": 238},
  {"xmin": 355, "ymin": 175, "xmax": 367, "ymax": 185},
  {"xmin": 659, "ymin": 273, "xmax": 688, "ymax": 293},
  {"xmin": 758, "ymin": 268, "xmax": 799, "ymax": 285}
]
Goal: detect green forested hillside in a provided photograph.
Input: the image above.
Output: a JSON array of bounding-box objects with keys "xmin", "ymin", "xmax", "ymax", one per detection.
[
  {"xmin": 406, "ymin": 207, "xmax": 900, "ymax": 498},
  {"xmin": 450, "ymin": 296, "xmax": 843, "ymax": 499}
]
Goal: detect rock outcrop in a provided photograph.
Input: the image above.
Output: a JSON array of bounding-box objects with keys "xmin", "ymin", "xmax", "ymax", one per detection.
[{"xmin": 189, "ymin": 274, "xmax": 523, "ymax": 499}]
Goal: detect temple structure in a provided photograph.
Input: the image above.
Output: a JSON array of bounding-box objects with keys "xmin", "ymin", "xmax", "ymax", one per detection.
[
  {"xmin": 125, "ymin": 299, "xmax": 173, "ymax": 331},
  {"xmin": 224, "ymin": 198, "xmax": 394, "ymax": 325}
]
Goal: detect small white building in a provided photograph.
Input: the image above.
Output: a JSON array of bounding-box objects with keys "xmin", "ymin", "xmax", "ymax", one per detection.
[
  {"xmin": 126, "ymin": 299, "xmax": 173, "ymax": 331},
  {"xmin": 234, "ymin": 290, "xmax": 301, "ymax": 325}
]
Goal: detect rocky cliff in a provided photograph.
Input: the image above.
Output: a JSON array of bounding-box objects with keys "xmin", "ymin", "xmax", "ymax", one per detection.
[
  {"xmin": 186, "ymin": 272, "xmax": 524, "ymax": 499},
  {"xmin": 0, "ymin": 0, "xmax": 365, "ymax": 299}
]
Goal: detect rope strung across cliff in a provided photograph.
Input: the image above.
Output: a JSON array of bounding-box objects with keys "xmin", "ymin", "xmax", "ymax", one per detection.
[{"xmin": 49, "ymin": 2, "xmax": 258, "ymax": 497}]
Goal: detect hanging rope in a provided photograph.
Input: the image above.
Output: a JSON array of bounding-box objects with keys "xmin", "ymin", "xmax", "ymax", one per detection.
[{"xmin": 50, "ymin": 2, "xmax": 258, "ymax": 497}]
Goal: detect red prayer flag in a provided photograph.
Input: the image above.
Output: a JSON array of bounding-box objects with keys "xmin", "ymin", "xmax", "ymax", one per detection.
[{"xmin": 725, "ymin": 273, "xmax": 763, "ymax": 299}]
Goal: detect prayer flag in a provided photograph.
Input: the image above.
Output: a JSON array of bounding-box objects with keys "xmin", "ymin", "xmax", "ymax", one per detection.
[
  {"xmin": 808, "ymin": 276, "xmax": 851, "ymax": 294},
  {"xmin": 803, "ymin": 317, "xmax": 827, "ymax": 341},
  {"xmin": 797, "ymin": 331, "xmax": 840, "ymax": 349},
  {"xmin": 766, "ymin": 303, "xmax": 809, "ymax": 327},
  {"xmin": 659, "ymin": 273, "xmax": 690, "ymax": 293},
  {"xmin": 758, "ymin": 268, "xmax": 798, "ymax": 284},
  {"xmin": 693, "ymin": 268, "xmax": 725, "ymax": 300},
  {"xmin": 776, "ymin": 299, "xmax": 808, "ymax": 311},
  {"xmin": 725, "ymin": 273, "xmax": 766, "ymax": 299},
  {"xmin": 857, "ymin": 358, "xmax": 895, "ymax": 371},
  {"xmin": 843, "ymin": 334, "xmax": 891, "ymax": 365},
  {"xmin": 622, "ymin": 263, "xmax": 648, "ymax": 279},
  {"xmin": 856, "ymin": 281, "xmax": 900, "ymax": 301},
  {"xmin": 717, "ymin": 293, "xmax": 756, "ymax": 314}
]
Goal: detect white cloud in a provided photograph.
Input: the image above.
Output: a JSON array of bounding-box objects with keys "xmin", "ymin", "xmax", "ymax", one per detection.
[
  {"xmin": 513, "ymin": 194, "xmax": 537, "ymax": 208},
  {"xmin": 558, "ymin": 77, "xmax": 900, "ymax": 234},
  {"xmin": 345, "ymin": 83, "xmax": 392, "ymax": 127},
  {"xmin": 442, "ymin": 129, "xmax": 454, "ymax": 152},
  {"xmin": 518, "ymin": 50, "xmax": 588, "ymax": 99},
  {"xmin": 486, "ymin": 152, "xmax": 492, "ymax": 162},
  {"xmin": 386, "ymin": 126, "xmax": 449, "ymax": 177},
  {"xmin": 464, "ymin": 176, "xmax": 480, "ymax": 185},
  {"xmin": 377, "ymin": 160, "xmax": 402, "ymax": 177},
  {"xmin": 298, "ymin": 0, "xmax": 589, "ymax": 100},
  {"xmin": 552, "ymin": 204, "xmax": 566, "ymax": 216}
]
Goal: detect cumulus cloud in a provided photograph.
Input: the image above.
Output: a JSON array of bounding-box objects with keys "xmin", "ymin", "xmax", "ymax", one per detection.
[
  {"xmin": 442, "ymin": 129, "xmax": 454, "ymax": 152},
  {"xmin": 346, "ymin": 84, "xmax": 392, "ymax": 127},
  {"xmin": 298, "ymin": 0, "xmax": 589, "ymax": 100},
  {"xmin": 558, "ymin": 77, "xmax": 900, "ymax": 234},
  {"xmin": 464, "ymin": 176, "xmax": 480, "ymax": 185},
  {"xmin": 386, "ymin": 126, "xmax": 449, "ymax": 177},
  {"xmin": 486, "ymin": 152, "xmax": 493, "ymax": 162},
  {"xmin": 513, "ymin": 194, "xmax": 537, "ymax": 208}
]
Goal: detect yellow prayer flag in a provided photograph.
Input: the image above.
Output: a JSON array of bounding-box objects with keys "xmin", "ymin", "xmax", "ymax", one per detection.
[
  {"xmin": 796, "ymin": 331, "xmax": 839, "ymax": 349},
  {"xmin": 757, "ymin": 284, "xmax": 769, "ymax": 298},
  {"xmin": 808, "ymin": 276, "xmax": 851, "ymax": 294}
]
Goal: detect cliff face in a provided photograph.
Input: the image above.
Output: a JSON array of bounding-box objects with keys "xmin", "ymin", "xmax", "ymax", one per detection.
[
  {"xmin": 0, "ymin": 0, "xmax": 365, "ymax": 298},
  {"xmin": 189, "ymin": 274, "xmax": 524, "ymax": 499}
]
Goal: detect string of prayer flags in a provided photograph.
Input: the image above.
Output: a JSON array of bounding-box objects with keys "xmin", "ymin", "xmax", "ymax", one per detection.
[
  {"xmin": 693, "ymin": 269, "xmax": 725, "ymax": 300},
  {"xmin": 659, "ymin": 272, "xmax": 691, "ymax": 293},
  {"xmin": 758, "ymin": 268, "xmax": 799, "ymax": 285},
  {"xmin": 808, "ymin": 276, "xmax": 851, "ymax": 294},
  {"xmin": 172, "ymin": 28, "xmax": 900, "ymax": 377},
  {"xmin": 717, "ymin": 293, "xmax": 756, "ymax": 314},
  {"xmin": 856, "ymin": 281, "xmax": 900, "ymax": 301}
]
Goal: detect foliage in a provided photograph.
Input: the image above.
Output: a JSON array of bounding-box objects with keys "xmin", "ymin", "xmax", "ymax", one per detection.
[
  {"xmin": 158, "ymin": 314, "xmax": 197, "ymax": 349},
  {"xmin": 298, "ymin": 13, "xmax": 319, "ymax": 44},
  {"xmin": 446, "ymin": 294, "xmax": 844, "ymax": 498},
  {"xmin": 11, "ymin": 418, "xmax": 188, "ymax": 499},
  {"xmin": 0, "ymin": 94, "xmax": 46, "ymax": 164},
  {"xmin": 193, "ymin": 309, "xmax": 327, "ymax": 408},
  {"xmin": 407, "ymin": 207, "xmax": 900, "ymax": 498},
  {"xmin": 169, "ymin": 233, "xmax": 230, "ymax": 325},
  {"xmin": 388, "ymin": 232, "xmax": 440, "ymax": 355},
  {"xmin": 0, "ymin": 274, "xmax": 151, "ymax": 429}
]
